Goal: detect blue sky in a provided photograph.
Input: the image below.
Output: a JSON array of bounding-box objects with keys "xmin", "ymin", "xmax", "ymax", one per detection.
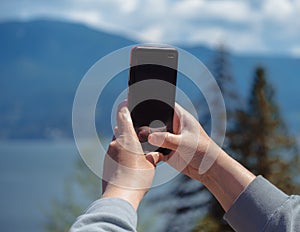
[{"xmin": 1, "ymin": 0, "xmax": 300, "ymax": 56}]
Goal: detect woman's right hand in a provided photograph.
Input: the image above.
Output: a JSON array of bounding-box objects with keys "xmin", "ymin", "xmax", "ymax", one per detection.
[
  {"xmin": 148, "ymin": 103, "xmax": 223, "ymax": 182},
  {"xmin": 150, "ymin": 103, "xmax": 256, "ymax": 212}
]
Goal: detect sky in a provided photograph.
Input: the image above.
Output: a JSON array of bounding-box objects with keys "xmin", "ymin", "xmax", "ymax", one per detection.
[{"xmin": 1, "ymin": 0, "xmax": 300, "ymax": 56}]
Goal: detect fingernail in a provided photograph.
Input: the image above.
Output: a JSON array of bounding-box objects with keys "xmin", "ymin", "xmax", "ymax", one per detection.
[
  {"xmin": 149, "ymin": 134, "xmax": 160, "ymax": 146},
  {"xmin": 120, "ymin": 107, "xmax": 131, "ymax": 122}
]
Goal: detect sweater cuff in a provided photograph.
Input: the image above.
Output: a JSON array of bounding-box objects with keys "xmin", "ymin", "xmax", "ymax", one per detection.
[
  {"xmin": 224, "ymin": 175, "xmax": 288, "ymax": 232},
  {"xmin": 86, "ymin": 197, "xmax": 137, "ymax": 228}
]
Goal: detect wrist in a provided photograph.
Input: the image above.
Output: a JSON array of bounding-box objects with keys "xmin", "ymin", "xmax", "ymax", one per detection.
[
  {"xmin": 199, "ymin": 149, "xmax": 226, "ymax": 185},
  {"xmin": 185, "ymin": 139, "xmax": 223, "ymax": 183},
  {"xmin": 200, "ymin": 150, "xmax": 256, "ymax": 211},
  {"xmin": 102, "ymin": 184, "xmax": 146, "ymax": 210}
]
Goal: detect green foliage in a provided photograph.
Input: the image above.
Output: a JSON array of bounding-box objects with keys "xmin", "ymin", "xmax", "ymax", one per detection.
[
  {"xmin": 195, "ymin": 67, "xmax": 300, "ymax": 232},
  {"xmin": 194, "ymin": 199, "xmax": 233, "ymax": 232},
  {"xmin": 44, "ymin": 181, "xmax": 83, "ymax": 232},
  {"xmin": 193, "ymin": 214, "xmax": 222, "ymax": 232},
  {"xmin": 194, "ymin": 45, "xmax": 238, "ymax": 232},
  {"xmin": 44, "ymin": 157, "xmax": 101, "ymax": 232},
  {"xmin": 229, "ymin": 67, "xmax": 300, "ymax": 194}
]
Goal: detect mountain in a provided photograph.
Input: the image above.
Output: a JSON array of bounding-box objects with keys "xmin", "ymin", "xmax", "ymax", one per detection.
[
  {"xmin": 0, "ymin": 19, "xmax": 299, "ymax": 139},
  {"xmin": 0, "ymin": 19, "xmax": 135, "ymax": 139}
]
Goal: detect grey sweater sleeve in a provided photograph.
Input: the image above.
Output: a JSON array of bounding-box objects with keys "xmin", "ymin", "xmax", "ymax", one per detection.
[
  {"xmin": 224, "ymin": 175, "xmax": 300, "ymax": 232},
  {"xmin": 69, "ymin": 197, "xmax": 137, "ymax": 232}
]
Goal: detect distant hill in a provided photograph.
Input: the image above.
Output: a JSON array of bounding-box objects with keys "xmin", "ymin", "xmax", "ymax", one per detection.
[
  {"xmin": 0, "ymin": 20, "xmax": 135, "ymax": 139},
  {"xmin": 0, "ymin": 19, "xmax": 299, "ymax": 139}
]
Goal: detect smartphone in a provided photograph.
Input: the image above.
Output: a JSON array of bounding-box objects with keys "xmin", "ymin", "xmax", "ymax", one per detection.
[{"xmin": 128, "ymin": 46, "xmax": 178, "ymax": 155}]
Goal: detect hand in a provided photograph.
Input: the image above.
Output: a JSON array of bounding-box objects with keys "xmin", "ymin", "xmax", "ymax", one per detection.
[
  {"xmin": 148, "ymin": 103, "xmax": 222, "ymax": 182},
  {"xmin": 102, "ymin": 106, "xmax": 163, "ymax": 210},
  {"xmin": 148, "ymin": 103, "xmax": 255, "ymax": 211}
]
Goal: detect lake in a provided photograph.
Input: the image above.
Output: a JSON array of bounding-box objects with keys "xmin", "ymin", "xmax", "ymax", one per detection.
[
  {"xmin": 0, "ymin": 140, "xmax": 80, "ymax": 231},
  {"xmin": 0, "ymin": 140, "xmax": 202, "ymax": 232}
]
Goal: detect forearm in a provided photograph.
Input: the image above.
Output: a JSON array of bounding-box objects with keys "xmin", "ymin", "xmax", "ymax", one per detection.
[{"xmin": 200, "ymin": 149, "xmax": 256, "ymax": 211}]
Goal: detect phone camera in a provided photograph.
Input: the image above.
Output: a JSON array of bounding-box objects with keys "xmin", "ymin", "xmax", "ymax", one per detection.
[{"xmin": 167, "ymin": 54, "xmax": 175, "ymax": 59}]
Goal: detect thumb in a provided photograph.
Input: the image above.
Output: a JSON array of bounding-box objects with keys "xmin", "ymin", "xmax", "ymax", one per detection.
[
  {"xmin": 148, "ymin": 132, "xmax": 181, "ymax": 151},
  {"xmin": 117, "ymin": 107, "xmax": 136, "ymax": 137},
  {"xmin": 145, "ymin": 152, "xmax": 163, "ymax": 166}
]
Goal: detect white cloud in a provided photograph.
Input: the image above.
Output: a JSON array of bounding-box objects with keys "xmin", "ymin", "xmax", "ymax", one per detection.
[
  {"xmin": 139, "ymin": 26, "xmax": 164, "ymax": 42},
  {"xmin": 120, "ymin": 0, "xmax": 138, "ymax": 13},
  {"xmin": 172, "ymin": 0, "xmax": 205, "ymax": 18},
  {"xmin": 202, "ymin": 1, "xmax": 252, "ymax": 22},
  {"xmin": 291, "ymin": 46, "xmax": 300, "ymax": 57},
  {"xmin": 64, "ymin": 11, "xmax": 102, "ymax": 27},
  {"xmin": 262, "ymin": 0, "xmax": 293, "ymax": 22},
  {"xmin": 188, "ymin": 27, "xmax": 226, "ymax": 46},
  {"xmin": 1, "ymin": 0, "xmax": 300, "ymax": 56}
]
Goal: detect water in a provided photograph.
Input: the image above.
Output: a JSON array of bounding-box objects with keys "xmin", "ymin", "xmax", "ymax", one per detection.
[
  {"xmin": 0, "ymin": 140, "xmax": 205, "ymax": 232},
  {"xmin": 0, "ymin": 140, "xmax": 166, "ymax": 231},
  {"xmin": 0, "ymin": 140, "xmax": 79, "ymax": 232}
]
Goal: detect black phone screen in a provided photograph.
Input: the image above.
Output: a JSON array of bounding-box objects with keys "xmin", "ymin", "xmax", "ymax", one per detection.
[{"xmin": 128, "ymin": 46, "xmax": 178, "ymax": 155}]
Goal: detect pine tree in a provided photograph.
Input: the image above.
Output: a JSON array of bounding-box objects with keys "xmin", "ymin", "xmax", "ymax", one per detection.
[
  {"xmin": 195, "ymin": 68, "xmax": 300, "ymax": 231},
  {"xmin": 228, "ymin": 67, "xmax": 300, "ymax": 194}
]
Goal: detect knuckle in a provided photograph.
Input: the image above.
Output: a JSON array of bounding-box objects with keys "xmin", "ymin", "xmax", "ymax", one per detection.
[
  {"xmin": 109, "ymin": 140, "xmax": 117, "ymax": 148},
  {"xmin": 108, "ymin": 140, "xmax": 119, "ymax": 154},
  {"xmin": 165, "ymin": 133, "xmax": 172, "ymax": 144}
]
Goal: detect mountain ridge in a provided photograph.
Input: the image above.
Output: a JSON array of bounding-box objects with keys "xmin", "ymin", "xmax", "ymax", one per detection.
[{"xmin": 0, "ymin": 19, "xmax": 299, "ymax": 139}]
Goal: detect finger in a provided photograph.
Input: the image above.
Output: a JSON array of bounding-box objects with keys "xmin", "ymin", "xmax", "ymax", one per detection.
[
  {"xmin": 137, "ymin": 126, "xmax": 150, "ymax": 143},
  {"xmin": 112, "ymin": 126, "xmax": 119, "ymax": 141},
  {"xmin": 117, "ymin": 106, "xmax": 136, "ymax": 136},
  {"xmin": 102, "ymin": 180, "xmax": 108, "ymax": 193},
  {"xmin": 174, "ymin": 102, "xmax": 184, "ymax": 112},
  {"xmin": 117, "ymin": 99, "xmax": 128, "ymax": 111},
  {"xmin": 145, "ymin": 152, "xmax": 163, "ymax": 166},
  {"xmin": 148, "ymin": 132, "xmax": 181, "ymax": 151},
  {"xmin": 137, "ymin": 126, "xmax": 167, "ymax": 143},
  {"xmin": 114, "ymin": 126, "xmax": 118, "ymax": 134},
  {"xmin": 173, "ymin": 103, "xmax": 188, "ymax": 133}
]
